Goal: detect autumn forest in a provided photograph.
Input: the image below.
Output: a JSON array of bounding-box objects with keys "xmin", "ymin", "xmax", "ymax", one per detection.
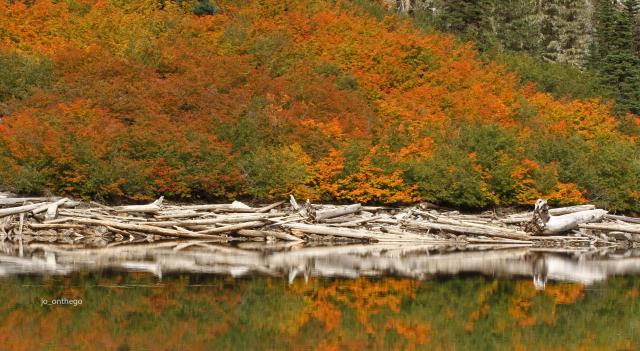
[{"xmin": 1, "ymin": 0, "xmax": 640, "ymax": 211}]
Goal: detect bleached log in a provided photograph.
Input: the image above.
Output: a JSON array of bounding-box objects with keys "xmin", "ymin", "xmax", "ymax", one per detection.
[
  {"xmin": 579, "ymin": 223, "xmax": 640, "ymax": 234},
  {"xmin": 256, "ymin": 200, "xmax": 286, "ymax": 213},
  {"xmin": 549, "ymin": 205, "xmax": 597, "ymax": 215},
  {"xmin": 329, "ymin": 215, "xmax": 382, "ymax": 227},
  {"xmin": 282, "ymin": 223, "xmax": 381, "ymax": 241},
  {"xmin": 0, "ymin": 202, "xmax": 48, "ymax": 218},
  {"xmin": 315, "ymin": 204, "xmax": 362, "ymax": 221},
  {"xmin": 230, "ymin": 200, "xmax": 250, "ymax": 209},
  {"xmin": 402, "ymin": 220, "xmax": 530, "ymax": 240},
  {"xmin": 289, "ymin": 195, "xmax": 300, "ymax": 211},
  {"xmin": 505, "ymin": 204, "xmax": 597, "ymax": 223},
  {"xmin": 604, "ymin": 214, "xmax": 640, "ymax": 225},
  {"xmin": 155, "ymin": 210, "xmax": 199, "ymax": 219},
  {"xmin": 115, "ymin": 197, "xmax": 164, "ymax": 213},
  {"xmin": 196, "ymin": 221, "xmax": 266, "ymax": 235},
  {"xmin": 32, "ymin": 198, "xmax": 68, "ymax": 221},
  {"xmin": 0, "ymin": 197, "xmax": 57, "ymax": 206},
  {"xmin": 73, "ymin": 218, "xmax": 215, "ymax": 239},
  {"xmin": 540, "ymin": 209, "xmax": 607, "ymax": 235},
  {"xmin": 145, "ymin": 213, "xmax": 286, "ymax": 228}
]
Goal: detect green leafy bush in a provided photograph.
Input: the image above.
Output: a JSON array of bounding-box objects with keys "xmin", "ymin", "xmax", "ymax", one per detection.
[{"xmin": 0, "ymin": 51, "xmax": 53, "ymax": 102}]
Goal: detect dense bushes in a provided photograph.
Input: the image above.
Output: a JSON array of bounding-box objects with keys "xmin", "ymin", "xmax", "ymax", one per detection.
[
  {"xmin": 0, "ymin": 51, "xmax": 53, "ymax": 102},
  {"xmin": 0, "ymin": 0, "xmax": 638, "ymax": 211}
]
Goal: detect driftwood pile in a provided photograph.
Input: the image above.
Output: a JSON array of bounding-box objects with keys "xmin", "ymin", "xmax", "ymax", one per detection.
[{"xmin": 1, "ymin": 193, "xmax": 640, "ymax": 249}]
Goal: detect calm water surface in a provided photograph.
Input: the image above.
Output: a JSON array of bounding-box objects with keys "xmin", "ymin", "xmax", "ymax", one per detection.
[{"xmin": 0, "ymin": 242, "xmax": 638, "ymax": 350}]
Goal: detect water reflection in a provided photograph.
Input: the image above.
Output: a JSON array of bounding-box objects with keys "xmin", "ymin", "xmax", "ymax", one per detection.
[{"xmin": 1, "ymin": 239, "xmax": 639, "ymax": 289}]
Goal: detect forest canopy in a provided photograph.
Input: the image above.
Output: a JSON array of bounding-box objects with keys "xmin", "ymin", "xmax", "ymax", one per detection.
[{"xmin": 0, "ymin": 0, "xmax": 639, "ymax": 211}]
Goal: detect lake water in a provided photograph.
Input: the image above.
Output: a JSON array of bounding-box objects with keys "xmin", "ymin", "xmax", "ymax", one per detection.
[{"xmin": 0, "ymin": 241, "xmax": 638, "ymax": 350}]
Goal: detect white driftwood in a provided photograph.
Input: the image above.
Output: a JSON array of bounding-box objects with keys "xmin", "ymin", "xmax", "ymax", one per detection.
[
  {"xmin": 282, "ymin": 223, "xmax": 381, "ymax": 241},
  {"xmin": 402, "ymin": 220, "xmax": 530, "ymax": 240},
  {"xmin": 505, "ymin": 204, "xmax": 597, "ymax": 224},
  {"xmin": 0, "ymin": 202, "xmax": 48, "ymax": 218},
  {"xmin": 196, "ymin": 221, "xmax": 267, "ymax": 235},
  {"xmin": 256, "ymin": 201, "xmax": 286, "ymax": 213},
  {"xmin": 541, "ymin": 209, "xmax": 607, "ymax": 235},
  {"xmin": 604, "ymin": 214, "xmax": 640, "ymax": 225},
  {"xmin": 0, "ymin": 197, "xmax": 57, "ymax": 206},
  {"xmin": 316, "ymin": 204, "xmax": 362, "ymax": 221},
  {"xmin": 116, "ymin": 197, "xmax": 164, "ymax": 213},
  {"xmin": 32, "ymin": 198, "xmax": 68, "ymax": 219},
  {"xmin": 74, "ymin": 218, "xmax": 215, "ymax": 238},
  {"xmin": 579, "ymin": 223, "xmax": 640, "ymax": 234}
]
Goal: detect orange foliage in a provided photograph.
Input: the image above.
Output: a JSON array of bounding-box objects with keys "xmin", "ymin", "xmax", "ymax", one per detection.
[
  {"xmin": 544, "ymin": 284, "xmax": 584, "ymax": 305},
  {"xmin": 0, "ymin": 0, "xmax": 635, "ymax": 207},
  {"xmin": 512, "ymin": 160, "xmax": 586, "ymax": 205}
]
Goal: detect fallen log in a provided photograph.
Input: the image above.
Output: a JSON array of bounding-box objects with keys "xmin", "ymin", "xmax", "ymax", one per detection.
[
  {"xmin": 315, "ymin": 204, "xmax": 362, "ymax": 221},
  {"xmin": 505, "ymin": 204, "xmax": 597, "ymax": 224},
  {"xmin": 0, "ymin": 202, "xmax": 48, "ymax": 218},
  {"xmin": 115, "ymin": 197, "xmax": 164, "ymax": 213},
  {"xmin": 579, "ymin": 223, "xmax": 640, "ymax": 234},
  {"xmin": 402, "ymin": 220, "xmax": 531, "ymax": 240},
  {"xmin": 73, "ymin": 218, "xmax": 215, "ymax": 239},
  {"xmin": 282, "ymin": 223, "xmax": 381, "ymax": 241},
  {"xmin": 604, "ymin": 214, "xmax": 640, "ymax": 225},
  {"xmin": 196, "ymin": 221, "xmax": 267, "ymax": 235},
  {"xmin": 542, "ymin": 210, "xmax": 607, "ymax": 235},
  {"xmin": 0, "ymin": 197, "xmax": 57, "ymax": 206}
]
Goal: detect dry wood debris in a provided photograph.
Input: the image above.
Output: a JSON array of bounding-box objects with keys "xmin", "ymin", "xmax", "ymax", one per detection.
[{"xmin": 0, "ymin": 193, "xmax": 639, "ymax": 249}]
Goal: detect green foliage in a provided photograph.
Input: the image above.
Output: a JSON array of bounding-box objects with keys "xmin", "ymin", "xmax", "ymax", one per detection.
[
  {"xmin": 0, "ymin": 51, "xmax": 53, "ymax": 102},
  {"xmin": 314, "ymin": 61, "xmax": 341, "ymax": 77},
  {"xmin": 248, "ymin": 31, "xmax": 299, "ymax": 77},
  {"xmin": 407, "ymin": 145, "xmax": 494, "ymax": 208},
  {"xmin": 336, "ymin": 73, "xmax": 359, "ymax": 90},
  {"xmin": 239, "ymin": 145, "xmax": 309, "ymax": 198},
  {"xmin": 193, "ymin": 0, "xmax": 218, "ymax": 16},
  {"xmin": 494, "ymin": 51, "xmax": 608, "ymax": 100},
  {"xmin": 589, "ymin": 0, "xmax": 640, "ymax": 114},
  {"xmin": 524, "ymin": 131, "xmax": 640, "ymax": 211}
]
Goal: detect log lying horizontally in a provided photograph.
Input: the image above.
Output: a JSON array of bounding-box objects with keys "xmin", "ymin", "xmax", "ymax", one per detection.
[
  {"xmin": 402, "ymin": 220, "xmax": 531, "ymax": 240},
  {"xmin": 542, "ymin": 209, "xmax": 608, "ymax": 235},
  {"xmin": 504, "ymin": 204, "xmax": 597, "ymax": 224},
  {"xmin": 315, "ymin": 204, "xmax": 362, "ymax": 221},
  {"xmin": 0, "ymin": 195, "xmax": 637, "ymax": 248},
  {"xmin": 0, "ymin": 202, "xmax": 48, "ymax": 218},
  {"xmin": 579, "ymin": 223, "xmax": 640, "ymax": 234},
  {"xmin": 116, "ymin": 197, "xmax": 164, "ymax": 213}
]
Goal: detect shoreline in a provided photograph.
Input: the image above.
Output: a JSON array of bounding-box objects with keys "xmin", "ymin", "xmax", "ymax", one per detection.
[{"xmin": 1, "ymin": 194, "xmax": 639, "ymax": 250}]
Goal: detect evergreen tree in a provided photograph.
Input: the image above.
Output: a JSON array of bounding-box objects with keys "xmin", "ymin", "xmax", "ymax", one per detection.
[
  {"xmin": 540, "ymin": 0, "xmax": 592, "ymax": 67},
  {"xmin": 592, "ymin": 0, "xmax": 640, "ymax": 114},
  {"xmin": 437, "ymin": 0, "xmax": 495, "ymax": 50}
]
